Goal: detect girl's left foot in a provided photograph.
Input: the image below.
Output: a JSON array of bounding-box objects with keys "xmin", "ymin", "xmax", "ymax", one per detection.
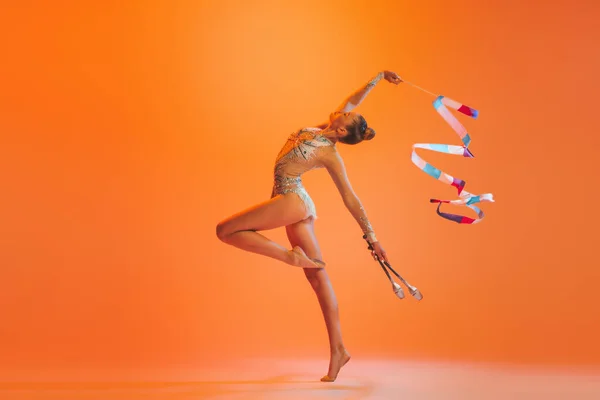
[{"xmin": 288, "ymin": 246, "xmax": 320, "ymax": 268}]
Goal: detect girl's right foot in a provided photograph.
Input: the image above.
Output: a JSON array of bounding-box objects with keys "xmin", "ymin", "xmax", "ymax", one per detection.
[
  {"xmin": 321, "ymin": 348, "xmax": 351, "ymax": 382},
  {"xmin": 288, "ymin": 246, "xmax": 321, "ymax": 268}
]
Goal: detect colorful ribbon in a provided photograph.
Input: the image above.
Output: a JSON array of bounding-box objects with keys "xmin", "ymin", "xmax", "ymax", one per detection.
[{"xmin": 410, "ymin": 93, "xmax": 494, "ymax": 224}]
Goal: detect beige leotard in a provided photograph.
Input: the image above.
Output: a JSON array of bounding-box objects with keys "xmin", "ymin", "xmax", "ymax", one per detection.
[{"xmin": 271, "ymin": 127, "xmax": 377, "ymax": 242}]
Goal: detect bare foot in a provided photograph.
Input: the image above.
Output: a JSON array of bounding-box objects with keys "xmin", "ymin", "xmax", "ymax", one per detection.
[
  {"xmin": 288, "ymin": 246, "xmax": 320, "ymax": 268},
  {"xmin": 311, "ymin": 258, "xmax": 327, "ymax": 268},
  {"xmin": 320, "ymin": 348, "xmax": 351, "ymax": 382}
]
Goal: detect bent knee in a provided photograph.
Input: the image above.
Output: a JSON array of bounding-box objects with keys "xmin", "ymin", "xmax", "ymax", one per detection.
[{"xmin": 216, "ymin": 221, "xmax": 230, "ymax": 241}]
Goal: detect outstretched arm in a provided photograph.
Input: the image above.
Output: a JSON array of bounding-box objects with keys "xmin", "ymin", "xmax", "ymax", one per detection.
[
  {"xmin": 314, "ymin": 71, "xmax": 402, "ymax": 129},
  {"xmin": 336, "ymin": 72, "xmax": 384, "ymax": 113}
]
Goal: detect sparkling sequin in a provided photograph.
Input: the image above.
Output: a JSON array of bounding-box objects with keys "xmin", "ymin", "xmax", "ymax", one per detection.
[
  {"xmin": 271, "ymin": 128, "xmax": 333, "ymax": 218},
  {"xmin": 271, "ymin": 176, "xmax": 317, "ymax": 218},
  {"xmin": 367, "ymin": 72, "xmax": 384, "ymax": 88}
]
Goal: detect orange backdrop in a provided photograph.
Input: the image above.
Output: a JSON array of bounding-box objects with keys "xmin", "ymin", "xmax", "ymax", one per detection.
[{"xmin": 1, "ymin": 0, "xmax": 599, "ymax": 373}]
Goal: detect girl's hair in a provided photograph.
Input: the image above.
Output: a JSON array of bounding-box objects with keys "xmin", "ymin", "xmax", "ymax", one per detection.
[{"xmin": 338, "ymin": 115, "xmax": 376, "ymax": 145}]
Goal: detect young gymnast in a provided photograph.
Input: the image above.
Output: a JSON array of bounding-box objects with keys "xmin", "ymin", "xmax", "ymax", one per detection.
[{"xmin": 217, "ymin": 70, "xmax": 402, "ymax": 381}]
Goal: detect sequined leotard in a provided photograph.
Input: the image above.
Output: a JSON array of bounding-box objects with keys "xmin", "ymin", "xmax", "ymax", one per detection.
[{"xmin": 271, "ymin": 127, "xmax": 377, "ymax": 242}]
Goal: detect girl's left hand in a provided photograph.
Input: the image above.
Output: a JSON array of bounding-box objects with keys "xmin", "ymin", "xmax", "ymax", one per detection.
[
  {"xmin": 370, "ymin": 241, "xmax": 389, "ymax": 263},
  {"xmin": 383, "ymin": 71, "xmax": 403, "ymax": 85}
]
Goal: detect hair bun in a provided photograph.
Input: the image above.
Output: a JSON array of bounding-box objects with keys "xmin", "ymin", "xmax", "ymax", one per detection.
[{"xmin": 363, "ymin": 127, "xmax": 376, "ymax": 141}]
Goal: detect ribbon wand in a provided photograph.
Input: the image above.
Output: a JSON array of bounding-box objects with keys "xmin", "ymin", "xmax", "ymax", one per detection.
[{"xmin": 401, "ymin": 79, "xmax": 494, "ymax": 224}]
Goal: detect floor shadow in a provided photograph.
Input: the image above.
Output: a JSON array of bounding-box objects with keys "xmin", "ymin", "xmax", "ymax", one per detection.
[{"xmin": 0, "ymin": 375, "xmax": 375, "ymax": 399}]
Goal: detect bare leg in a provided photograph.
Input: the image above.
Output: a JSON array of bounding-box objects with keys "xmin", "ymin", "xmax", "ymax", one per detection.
[
  {"xmin": 217, "ymin": 194, "xmax": 320, "ymax": 268},
  {"xmin": 286, "ymin": 219, "xmax": 351, "ymax": 382}
]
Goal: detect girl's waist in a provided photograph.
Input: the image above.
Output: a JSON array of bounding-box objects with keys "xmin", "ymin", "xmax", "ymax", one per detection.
[{"xmin": 273, "ymin": 175, "xmax": 304, "ymax": 189}]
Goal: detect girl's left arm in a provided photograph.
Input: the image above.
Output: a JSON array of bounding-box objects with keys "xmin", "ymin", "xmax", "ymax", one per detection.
[{"xmin": 314, "ymin": 71, "xmax": 402, "ymax": 129}]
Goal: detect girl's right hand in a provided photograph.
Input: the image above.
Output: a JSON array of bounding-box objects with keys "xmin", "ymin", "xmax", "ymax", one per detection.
[{"xmin": 383, "ymin": 71, "xmax": 402, "ymax": 85}]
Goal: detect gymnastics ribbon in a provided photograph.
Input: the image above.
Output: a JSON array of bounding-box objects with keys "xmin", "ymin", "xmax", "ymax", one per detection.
[{"xmin": 406, "ymin": 82, "xmax": 494, "ymax": 224}]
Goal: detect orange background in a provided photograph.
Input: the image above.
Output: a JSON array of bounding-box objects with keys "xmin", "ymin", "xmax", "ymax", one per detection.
[{"xmin": 1, "ymin": 0, "xmax": 599, "ymax": 374}]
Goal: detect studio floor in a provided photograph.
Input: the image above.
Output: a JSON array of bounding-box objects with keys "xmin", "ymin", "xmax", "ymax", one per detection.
[{"xmin": 1, "ymin": 358, "xmax": 599, "ymax": 400}]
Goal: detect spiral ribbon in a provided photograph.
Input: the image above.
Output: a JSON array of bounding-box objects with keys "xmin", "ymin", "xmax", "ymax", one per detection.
[{"xmin": 410, "ymin": 94, "xmax": 494, "ymax": 224}]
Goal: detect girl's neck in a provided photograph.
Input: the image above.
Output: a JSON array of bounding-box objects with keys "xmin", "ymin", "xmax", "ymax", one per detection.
[{"xmin": 319, "ymin": 126, "xmax": 339, "ymax": 143}]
